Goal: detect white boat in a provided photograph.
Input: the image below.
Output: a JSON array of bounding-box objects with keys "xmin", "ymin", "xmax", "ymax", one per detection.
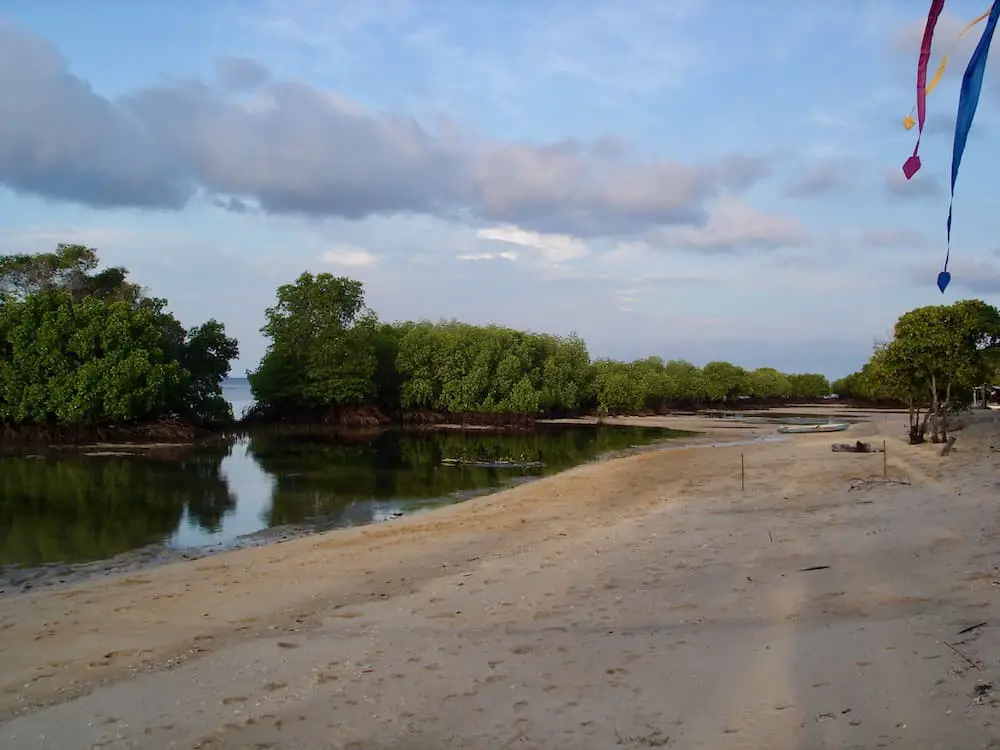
[
  {"xmin": 988, "ymin": 403, "xmax": 1000, "ymax": 411},
  {"xmin": 777, "ymin": 422, "xmax": 850, "ymax": 434}
]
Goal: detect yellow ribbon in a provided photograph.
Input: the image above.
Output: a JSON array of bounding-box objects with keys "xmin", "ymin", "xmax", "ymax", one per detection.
[{"xmin": 903, "ymin": 5, "xmax": 993, "ymax": 130}]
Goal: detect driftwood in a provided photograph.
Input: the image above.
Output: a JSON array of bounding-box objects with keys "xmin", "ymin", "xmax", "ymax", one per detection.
[{"xmin": 831, "ymin": 441, "xmax": 884, "ymax": 454}]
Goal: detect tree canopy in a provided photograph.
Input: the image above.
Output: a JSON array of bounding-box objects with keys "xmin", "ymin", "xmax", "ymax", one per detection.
[
  {"xmin": 0, "ymin": 245, "xmax": 239, "ymax": 429},
  {"xmin": 248, "ymin": 273, "xmax": 379, "ymax": 411},
  {"xmin": 248, "ymin": 273, "xmax": 833, "ymax": 419},
  {"xmin": 5, "ymin": 251, "xmax": 887, "ymax": 433},
  {"xmin": 832, "ymin": 299, "xmax": 1000, "ymax": 443}
]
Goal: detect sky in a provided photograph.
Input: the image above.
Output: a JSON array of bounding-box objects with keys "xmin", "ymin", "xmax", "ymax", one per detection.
[{"xmin": 2, "ymin": 1, "xmax": 1000, "ymax": 379}]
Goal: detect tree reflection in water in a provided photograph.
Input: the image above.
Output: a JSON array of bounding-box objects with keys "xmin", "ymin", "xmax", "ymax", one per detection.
[
  {"xmin": 0, "ymin": 425, "xmax": 682, "ymax": 567},
  {"xmin": 0, "ymin": 440, "xmax": 236, "ymax": 566},
  {"xmin": 246, "ymin": 426, "xmax": 681, "ymax": 529}
]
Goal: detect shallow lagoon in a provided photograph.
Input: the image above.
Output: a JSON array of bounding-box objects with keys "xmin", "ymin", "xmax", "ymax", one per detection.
[{"xmin": 0, "ymin": 425, "xmax": 684, "ymax": 568}]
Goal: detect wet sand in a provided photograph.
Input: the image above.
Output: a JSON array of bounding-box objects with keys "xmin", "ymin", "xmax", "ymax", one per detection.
[{"xmin": 2, "ymin": 409, "xmax": 999, "ymax": 748}]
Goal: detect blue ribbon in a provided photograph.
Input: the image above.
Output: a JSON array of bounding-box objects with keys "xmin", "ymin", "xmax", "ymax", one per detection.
[{"xmin": 941, "ymin": 0, "xmax": 1000, "ymax": 293}]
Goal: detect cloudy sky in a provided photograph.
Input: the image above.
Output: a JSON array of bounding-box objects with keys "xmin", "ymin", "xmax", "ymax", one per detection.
[{"xmin": 3, "ymin": 0, "xmax": 1000, "ymax": 378}]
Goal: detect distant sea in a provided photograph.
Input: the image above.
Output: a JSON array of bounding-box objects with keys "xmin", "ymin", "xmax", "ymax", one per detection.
[{"xmin": 222, "ymin": 376, "xmax": 254, "ymax": 419}]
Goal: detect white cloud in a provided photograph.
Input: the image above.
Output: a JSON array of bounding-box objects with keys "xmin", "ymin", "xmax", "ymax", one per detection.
[
  {"xmin": 320, "ymin": 245, "xmax": 379, "ymax": 267},
  {"xmin": 600, "ymin": 241, "xmax": 650, "ymax": 266},
  {"xmin": 475, "ymin": 224, "xmax": 590, "ymax": 264},
  {"xmin": 457, "ymin": 251, "xmax": 518, "ymax": 262},
  {"xmin": 0, "ymin": 23, "xmax": 771, "ymax": 239},
  {"xmin": 662, "ymin": 196, "xmax": 809, "ymax": 252}
]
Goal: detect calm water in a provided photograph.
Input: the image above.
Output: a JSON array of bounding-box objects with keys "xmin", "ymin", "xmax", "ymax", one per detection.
[
  {"xmin": 223, "ymin": 376, "xmax": 254, "ymax": 419},
  {"xmin": 0, "ymin": 413, "xmax": 683, "ymax": 568}
]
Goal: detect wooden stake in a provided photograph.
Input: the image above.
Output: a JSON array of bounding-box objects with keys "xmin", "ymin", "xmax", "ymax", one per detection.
[
  {"xmin": 741, "ymin": 453, "xmax": 745, "ymax": 492},
  {"xmin": 883, "ymin": 440, "xmax": 887, "ymax": 480}
]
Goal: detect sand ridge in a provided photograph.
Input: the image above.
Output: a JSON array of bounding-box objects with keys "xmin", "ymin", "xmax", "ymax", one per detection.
[{"xmin": 1, "ymin": 411, "xmax": 999, "ymax": 748}]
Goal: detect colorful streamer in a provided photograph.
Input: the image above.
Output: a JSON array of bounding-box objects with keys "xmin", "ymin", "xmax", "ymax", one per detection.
[
  {"xmin": 903, "ymin": 0, "xmax": 947, "ymax": 180},
  {"xmin": 902, "ymin": 5, "xmax": 993, "ymax": 130},
  {"xmin": 939, "ymin": 1, "xmax": 1000, "ymax": 293}
]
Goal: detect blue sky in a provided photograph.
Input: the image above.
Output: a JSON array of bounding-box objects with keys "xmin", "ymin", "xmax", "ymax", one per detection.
[{"xmin": 3, "ymin": 0, "xmax": 1000, "ymax": 378}]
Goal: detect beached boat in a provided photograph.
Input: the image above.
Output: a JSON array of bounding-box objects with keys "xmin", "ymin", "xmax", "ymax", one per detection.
[
  {"xmin": 441, "ymin": 457, "xmax": 545, "ymax": 469},
  {"xmin": 988, "ymin": 403, "xmax": 1000, "ymax": 411},
  {"xmin": 777, "ymin": 422, "xmax": 850, "ymax": 434}
]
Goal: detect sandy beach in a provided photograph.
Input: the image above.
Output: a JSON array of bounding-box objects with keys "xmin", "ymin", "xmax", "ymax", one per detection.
[{"xmin": 2, "ymin": 409, "xmax": 1000, "ymax": 748}]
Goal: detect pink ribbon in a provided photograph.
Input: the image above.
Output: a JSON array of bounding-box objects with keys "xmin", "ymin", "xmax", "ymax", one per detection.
[{"xmin": 904, "ymin": 0, "xmax": 948, "ymax": 179}]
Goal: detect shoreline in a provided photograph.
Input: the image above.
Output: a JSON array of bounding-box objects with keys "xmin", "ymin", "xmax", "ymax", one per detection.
[
  {"xmin": 0, "ymin": 406, "xmax": 914, "ymax": 598},
  {"xmin": 2, "ymin": 409, "xmax": 996, "ymax": 747},
  {"xmin": 0, "ymin": 423, "xmax": 775, "ymax": 599},
  {"xmin": 0, "ymin": 419, "xmax": 809, "ymax": 712},
  {"xmin": 0, "ymin": 401, "xmax": 908, "ymax": 452}
]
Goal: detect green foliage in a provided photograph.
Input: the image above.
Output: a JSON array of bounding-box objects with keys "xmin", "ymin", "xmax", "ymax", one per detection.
[
  {"xmin": 836, "ymin": 299, "xmax": 1000, "ymax": 443},
  {"xmin": 700, "ymin": 361, "xmax": 747, "ymax": 403},
  {"xmin": 831, "ymin": 362, "xmax": 890, "ymax": 402},
  {"xmin": 747, "ymin": 367, "xmax": 792, "ymax": 400},
  {"xmin": 631, "ymin": 357, "xmax": 671, "ymax": 410},
  {"xmin": 392, "ymin": 322, "xmax": 591, "ymax": 414},
  {"xmin": 248, "ymin": 273, "xmax": 378, "ymax": 410},
  {"xmin": 786, "ymin": 373, "xmax": 830, "ymax": 399},
  {"xmin": 591, "ymin": 359, "xmax": 644, "ymax": 414},
  {"xmin": 881, "ymin": 300, "xmax": 999, "ymax": 407},
  {"xmin": 663, "ymin": 360, "xmax": 704, "ymax": 404},
  {"xmin": 175, "ymin": 320, "xmax": 241, "ymax": 424},
  {"xmin": 371, "ymin": 322, "xmax": 414, "ymax": 412},
  {"xmin": 248, "ymin": 274, "xmax": 843, "ymax": 417},
  {"xmin": 0, "ymin": 247, "xmax": 239, "ymax": 427},
  {"xmin": 0, "ymin": 244, "xmax": 143, "ymax": 305}
]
